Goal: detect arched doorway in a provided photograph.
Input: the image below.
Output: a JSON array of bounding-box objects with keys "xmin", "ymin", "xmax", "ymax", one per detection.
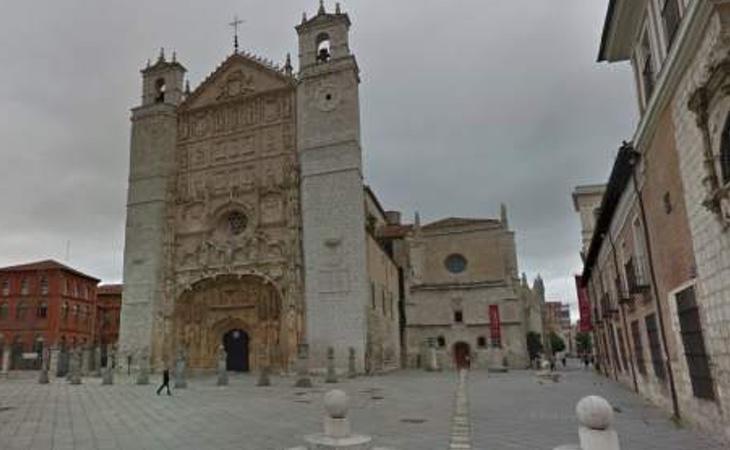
[
  {"xmin": 453, "ymin": 342, "xmax": 471, "ymax": 369},
  {"xmin": 223, "ymin": 329, "xmax": 249, "ymax": 372}
]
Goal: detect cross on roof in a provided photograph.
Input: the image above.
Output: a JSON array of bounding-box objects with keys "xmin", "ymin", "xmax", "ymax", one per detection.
[{"xmin": 229, "ymin": 15, "xmax": 245, "ymax": 54}]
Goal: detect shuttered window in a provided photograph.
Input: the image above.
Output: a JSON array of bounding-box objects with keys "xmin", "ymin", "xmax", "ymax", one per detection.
[
  {"xmin": 631, "ymin": 320, "xmax": 646, "ymax": 376},
  {"xmin": 676, "ymin": 286, "xmax": 715, "ymax": 400},
  {"xmin": 608, "ymin": 326, "xmax": 623, "ymax": 373},
  {"xmin": 645, "ymin": 313, "xmax": 665, "ymax": 381},
  {"xmin": 617, "ymin": 327, "xmax": 629, "ymax": 373}
]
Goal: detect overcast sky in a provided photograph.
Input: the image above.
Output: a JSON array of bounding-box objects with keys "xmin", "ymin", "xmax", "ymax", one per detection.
[{"xmin": 0, "ymin": 0, "xmax": 636, "ymax": 319}]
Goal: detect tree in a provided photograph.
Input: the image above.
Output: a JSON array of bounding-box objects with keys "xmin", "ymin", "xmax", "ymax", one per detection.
[
  {"xmin": 549, "ymin": 331, "xmax": 566, "ymax": 354},
  {"xmin": 576, "ymin": 332, "xmax": 592, "ymax": 355},
  {"xmin": 526, "ymin": 332, "xmax": 543, "ymax": 361}
]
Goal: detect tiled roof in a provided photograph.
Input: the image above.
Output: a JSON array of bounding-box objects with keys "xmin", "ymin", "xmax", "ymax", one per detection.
[
  {"xmin": 98, "ymin": 284, "xmax": 123, "ymax": 295},
  {"xmin": 0, "ymin": 259, "xmax": 99, "ymax": 282}
]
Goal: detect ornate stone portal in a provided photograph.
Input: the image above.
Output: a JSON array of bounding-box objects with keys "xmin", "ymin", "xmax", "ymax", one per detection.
[{"xmin": 169, "ymin": 274, "xmax": 293, "ymax": 372}]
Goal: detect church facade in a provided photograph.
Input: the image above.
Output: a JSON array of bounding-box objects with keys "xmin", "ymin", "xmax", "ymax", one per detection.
[
  {"xmin": 118, "ymin": 2, "xmax": 542, "ymax": 375},
  {"xmin": 118, "ymin": 3, "xmax": 399, "ymax": 374}
]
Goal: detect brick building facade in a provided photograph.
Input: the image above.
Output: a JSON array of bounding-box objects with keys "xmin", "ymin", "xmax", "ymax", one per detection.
[{"xmin": 0, "ymin": 260, "xmax": 121, "ymax": 372}]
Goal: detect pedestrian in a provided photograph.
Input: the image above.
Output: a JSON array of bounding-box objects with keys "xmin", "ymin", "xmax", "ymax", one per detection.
[
  {"xmin": 583, "ymin": 354, "xmax": 590, "ymax": 370},
  {"xmin": 156, "ymin": 367, "xmax": 172, "ymax": 396},
  {"xmin": 562, "ymin": 356, "xmax": 567, "ymax": 368},
  {"xmin": 549, "ymin": 354, "xmax": 556, "ymax": 371}
]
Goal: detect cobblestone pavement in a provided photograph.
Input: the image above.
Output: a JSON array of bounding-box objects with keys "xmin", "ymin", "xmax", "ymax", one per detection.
[{"xmin": 0, "ymin": 363, "xmax": 725, "ymax": 450}]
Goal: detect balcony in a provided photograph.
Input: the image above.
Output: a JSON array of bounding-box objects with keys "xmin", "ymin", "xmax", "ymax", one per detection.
[
  {"xmin": 615, "ymin": 276, "xmax": 632, "ymax": 305},
  {"xmin": 625, "ymin": 257, "xmax": 651, "ymax": 294}
]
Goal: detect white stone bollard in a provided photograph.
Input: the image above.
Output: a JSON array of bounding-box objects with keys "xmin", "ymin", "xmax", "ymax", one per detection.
[
  {"xmin": 555, "ymin": 395, "xmax": 620, "ymax": 450},
  {"xmin": 300, "ymin": 389, "xmax": 374, "ymax": 449},
  {"xmin": 576, "ymin": 396, "xmax": 620, "ymax": 450}
]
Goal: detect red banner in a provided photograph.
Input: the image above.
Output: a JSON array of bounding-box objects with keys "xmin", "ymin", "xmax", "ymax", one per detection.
[
  {"xmin": 489, "ymin": 305, "xmax": 501, "ymax": 343},
  {"xmin": 575, "ymin": 275, "xmax": 592, "ymax": 332}
]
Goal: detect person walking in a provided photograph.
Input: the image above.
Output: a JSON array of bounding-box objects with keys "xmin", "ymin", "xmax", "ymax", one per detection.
[{"xmin": 156, "ymin": 367, "xmax": 172, "ymax": 396}]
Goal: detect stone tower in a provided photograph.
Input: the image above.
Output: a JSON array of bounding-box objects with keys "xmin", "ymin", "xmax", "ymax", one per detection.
[
  {"xmin": 296, "ymin": 2, "xmax": 368, "ymax": 370},
  {"xmin": 118, "ymin": 50, "xmax": 185, "ymax": 371}
]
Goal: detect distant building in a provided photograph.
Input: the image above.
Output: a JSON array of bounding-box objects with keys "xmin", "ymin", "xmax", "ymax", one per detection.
[
  {"xmin": 572, "ymin": 184, "xmax": 606, "ymax": 261},
  {"xmin": 400, "ymin": 208, "xmax": 544, "ymax": 370},
  {"xmin": 96, "ymin": 284, "xmax": 122, "ymax": 367},
  {"xmin": 0, "ymin": 260, "xmax": 99, "ymax": 370}
]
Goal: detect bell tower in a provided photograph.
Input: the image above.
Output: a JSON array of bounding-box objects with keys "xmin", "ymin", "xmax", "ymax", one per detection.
[
  {"xmin": 118, "ymin": 49, "xmax": 185, "ymax": 372},
  {"xmin": 296, "ymin": 1, "xmax": 368, "ymax": 371}
]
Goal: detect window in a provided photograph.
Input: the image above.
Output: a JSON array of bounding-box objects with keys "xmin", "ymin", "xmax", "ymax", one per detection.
[
  {"xmin": 640, "ymin": 30, "xmax": 655, "ymax": 105},
  {"xmin": 477, "ymin": 336, "xmax": 487, "ymax": 348},
  {"xmin": 1, "ymin": 279, "xmax": 8, "ymax": 296},
  {"xmin": 617, "ymin": 327, "xmax": 629, "ymax": 373},
  {"xmin": 227, "ymin": 211, "xmax": 248, "ymax": 235},
  {"xmin": 444, "ymin": 254, "xmax": 467, "ymax": 274},
  {"xmin": 36, "ymin": 301, "xmax": 47, "ymax": 319},
  {"xmin": 437, "ymin": 336, "xmax": 446, "ymax": 348},
  {"xmin": 645, "ymin": 313, "xmax": 666, "ymax": 381},
  {"xmin": 73, "ymin": 283, "xmax": 79, "ymax": 298},
  {"xmin": 676, "ymin": 286, "xmax": 715, "ymax": 400},
  {"xmin": 631, "ymin": 320, "xmax": 646, "ymax": 376},
  {"xmin": 370, "ymin": 282, "xmax": 376, "ymax": 310},
  {"xmin": 16, "ymin": 301, "xmax": 28, "ymax": 320},
  {"xmin": 0, "ymin": 302, "xmax": 7, "ymax": 320},
  {"xmin": 72, "ymin": 304, "xmax": 79, "ymax": 321},
  {"xmin": 454, "ymin": 310, "xmax": 463, "ymax": 323},
  {"xmin": 20, "ymin": 278, "xmax": 29, "ymax": 295},
  {"xmin": 155, "ymin": 78, "xmax": 166, "ymax": 103},
  {"xmin": 608, "ymin": 325, "xmax": 623, "ymax": 373},
  {"xmin": 40, "ymin": 276, "xmax": 49, "ymax": 295},
  {"xmin": 61, "ymin": 302, "xmax": 69, "ymax": 321},
  {"xmin": 381, "ymin": 289, "xmax": 387, "ymax": 316},
  {"xmin": 663, "ymin": 192, "xmax": 673, "ymax": 214},
  {"xmin": 662, "ymin": 0, "xmax": 682, "ymax": 48},
  {"xmin": 719, "ymin": 115, "xmax": 730, "ymax": 185},
  {"xmin": 316, "ymin": 32, "xmax": 331, "ymax": 63}
]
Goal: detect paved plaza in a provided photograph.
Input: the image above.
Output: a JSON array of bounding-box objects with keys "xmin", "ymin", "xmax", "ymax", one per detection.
[{"xmin": 0, "ymin": 361, "xmax": 726, "ymax": 450}]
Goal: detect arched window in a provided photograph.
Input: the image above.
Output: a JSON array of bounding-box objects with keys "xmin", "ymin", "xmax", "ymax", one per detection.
[
  {"xmin": 155, "ymin": 78, "xmax": 166, "ymax": 103},
  {"xmin": 720, "ymin": 114, "xmax": 730, "ymax": 185},
  {"xmin": 316, "ymin": 32, "xmax": 331, "ymax": 63},
  {"xmin": 36, "ymin": 301, "xmax": 48, "ymax": 319},
  {"xmin": 0, "ymin": 302, "xmax": 7, "ymax": 319},
  {"xmin": 15, "ymin": 301, "xmax": 28, "ymax": 320}
]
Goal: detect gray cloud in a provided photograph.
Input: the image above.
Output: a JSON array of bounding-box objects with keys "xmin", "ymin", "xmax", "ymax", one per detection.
[{"xmin": 0, "ymin": 0, "xmax": 635, "ymax": 318}]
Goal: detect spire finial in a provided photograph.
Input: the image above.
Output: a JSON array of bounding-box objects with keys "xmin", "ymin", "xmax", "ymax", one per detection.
[
  {"xmin": 302, "ymin": 11, "xmax": 307, "ymax": 23},
  {"xmin": 184, "ymin": 80, "xmax": 191, "ymax": 95},
  {"xmin": 500, "ymin": 203, "xmax": 508, "ymax": 227},
  {"xmin": 318, "ymin": 0, "xmax": 326, "ymax": 15},
  {"xmin": 284, "ymin": 53, "xmax": 293, "ymax": 75},
  {"xmin": 335, "ymin": 2, "xmax": 341, "ymax": 14},
  {"xmin": 172, "ymin": 51, "xmax": 177, "ymax": 63},
  {"xmin": 146, "ymin": 59, "xmax": 151, "ymax": 68},
  {"xmin": 158, "ymin": 47, "xmax": 166, "ymax": 63},
  {"xmin": 229, "ymin": 15, "xmax": 244, "ymax": 54}
]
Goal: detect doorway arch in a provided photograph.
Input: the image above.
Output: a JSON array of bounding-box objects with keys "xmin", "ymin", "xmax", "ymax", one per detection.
[
  {"xmin": 223, "ymin": 329, "xmax": 249, "ymax": 372},
  {"xmin": 453, "ymin": 341, "xmax": 471, "ymax": 369}
]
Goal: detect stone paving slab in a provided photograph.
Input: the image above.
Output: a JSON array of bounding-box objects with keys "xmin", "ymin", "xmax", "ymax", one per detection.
[{"xmin": 0, "ymin": 364, "xmax": 725, "ymax": 450}]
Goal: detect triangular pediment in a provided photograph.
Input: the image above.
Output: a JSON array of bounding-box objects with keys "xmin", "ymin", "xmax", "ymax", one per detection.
[{"xmin": 181, "ymin": 53, "xmax": 294, "ymax": 110}]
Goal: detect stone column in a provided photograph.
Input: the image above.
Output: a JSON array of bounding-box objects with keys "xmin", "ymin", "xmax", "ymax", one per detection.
[
  {"xmin": 49, "ymin": 347, "xmax": 60, "ymax": 379},
  {"xmin": 217, "ymin": 346, "xmax": 228, "ymax": 387},
  {"xmin": 325, "ymin": 347, "xmax": 338, "ymax": 383},
  {"xmin": 174, "ymin": 349, "xmax": 187, "ymax": 389},
  {"xmin": 347, "ymin": 347, "xmax": 357, "ymax": 379},
  {"xmin": 1, "ymin": 348, "xmax": 11, "ymax": 377},
  {"xmin": 294, "ymin": 344, "xmax": 313, "ymax": 388}
]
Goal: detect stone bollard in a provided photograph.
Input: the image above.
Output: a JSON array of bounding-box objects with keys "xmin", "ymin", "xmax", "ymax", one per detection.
[
  {"xmin": 93, "ymin": 346, "xmax": 102, "ymax": 377},
  {"xmin": 294, "ymin": 344, "xmax": 313, "ymax": 388},
  {"xmin": 426, "ymin": 346, "xmax": 440, "ymax": 372},
  {"xmin": 38, "ymin": 348, "xmax": 50, "ymax": 384},
  {"xmin": 102, "ymin": 364, "xmax": 114, "ymax": 385},
  {"xmin": 347, "ymin": 347, "xmax": 357, "ymax": 379},
  {"xmin": 82, "ymin": 346, "xmax": 92, "ymax": 376},
  {"xmin": 325, "ymin": 347, "xmax": 338, "ymax": 383},
  {"xmin": 49, "ymin": 347, "xmax": 59, "ymax": 378},
  {"xmin": 301, "ymin": 389, "xmax": 374, "ymax": 449},
  {"xmin": 217, "ymin": 346, "xmax": 228, "ymax": 386},
  {"xmin": 1, "ymin": 349, "xmax": 10, "ymax": 378},
  {"xmin": 555, "ymin": 395, "xmax": 620, "ymax": 450},
  {"xmin": 257, "ymin": 365, "xmax": 272, "ymax": 386},
  {"xmin": 174, "ymin": 350, "xmax": 187, "ymax": 389},
  {"xmin": 69, "ymin": 349, "xmax": 82, "ymax": 385}
]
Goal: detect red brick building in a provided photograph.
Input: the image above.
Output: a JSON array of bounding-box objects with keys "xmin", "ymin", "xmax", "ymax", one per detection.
[
  {"xmin": 0, "ymin": 260, "xmax": 102, "ymax": 370},
  {"xmin": 96, "ymin": 284, "xmax": 122, "ymax": 366}
]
